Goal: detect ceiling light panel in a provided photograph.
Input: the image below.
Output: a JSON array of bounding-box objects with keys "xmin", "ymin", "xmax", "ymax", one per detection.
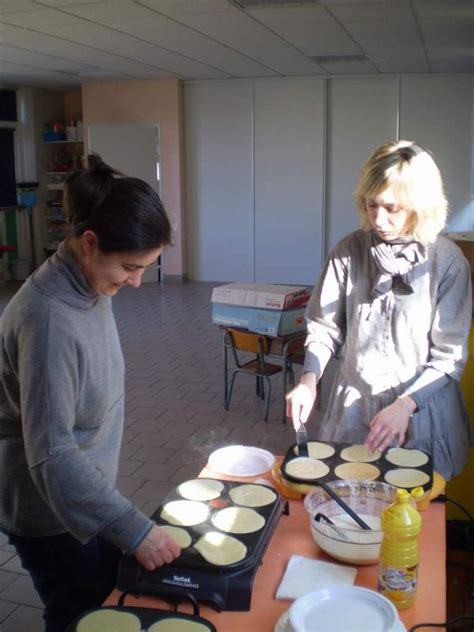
[{"xmin": 317, "ymin": 59, "xmax": 377, "ymax": 74}]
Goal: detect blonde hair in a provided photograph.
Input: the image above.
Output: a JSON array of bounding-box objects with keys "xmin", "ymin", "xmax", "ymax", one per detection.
[{"xmin": 354, "ymin": 141, "xmax": 448, "ymax": 243}]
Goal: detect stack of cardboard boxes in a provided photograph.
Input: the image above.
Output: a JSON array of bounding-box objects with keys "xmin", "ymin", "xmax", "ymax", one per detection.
[{"xmin": 211, "ymin": 283, "xmax": 312, "ymax": 336}]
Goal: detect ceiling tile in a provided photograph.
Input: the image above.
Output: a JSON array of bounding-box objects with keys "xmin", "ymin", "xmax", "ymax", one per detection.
[
  {"xmin": 0, "ymin": 59, "xmax": 81, "ymax": 83},
  {"xmin": 342, "ymin": 15, "xmax": 429, "ymax": 72},
  {"xmin": 1, "ymin": 11, "xmax": 231, "ymax": 78},
  {"xmin": 0, "ymin": 0, "xmax": 38, "ymax": 13},
  {"xmin": 139, "ymin": 0, "xmax": 233, "ymax": 16},
  {"xmin": 247, "ymin": 4, "xmax": 362, "ymax": 57},
  {"xmin": 412, "ymin": 0, "xmax": 474, "ymax": 19},
  {"xmin": 422, "ymin": 18, "xmax": 474, "ymax": 50},
  {"xmin": 63, "ymin": 0, "xmax": 276, "ymax": 76},
  {"xmin": 327, "ymin": 0, "xmax": 414, "ymax": 22},
  {"xmin": 152, "ymin": 7, "xmax": 324, "ymax": 75},
  {"xmin": 0, "ymin": 43, "xmax": 94, "ymax": 71}
]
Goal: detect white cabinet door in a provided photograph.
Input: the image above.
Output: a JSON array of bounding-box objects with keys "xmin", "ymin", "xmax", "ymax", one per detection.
[
  {"xmin": 184, "ymin": 81, "xmax": 254, "ymax": 282},
  {"xmin": 400, "ymin": 75, "xmax": 473, "ymax": 232},
  {"xmin": 326, "ymin": 77, "xmax": 399, "ymax": 255},
  {"xmin": 254, "ymin": 78, "xmax": 325, "ymax": 285}
]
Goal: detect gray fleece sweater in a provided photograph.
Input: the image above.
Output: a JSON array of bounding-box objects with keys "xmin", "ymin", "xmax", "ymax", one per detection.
[{"xmin": 0, "ymin": 244, "xmax": 153, "ymax": 552}]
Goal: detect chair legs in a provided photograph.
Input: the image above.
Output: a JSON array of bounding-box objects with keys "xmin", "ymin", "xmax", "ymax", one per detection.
[
  {"xmin": 225, "ymin": 371, "xmax": 238, "ymax": 411},
  {"xmin": 225, "ymin": 370, "xmax": 272, "ymax": 422},
  {"xmin": 263, "ymin": 377, "xmax": 271, "ymax": 422}
]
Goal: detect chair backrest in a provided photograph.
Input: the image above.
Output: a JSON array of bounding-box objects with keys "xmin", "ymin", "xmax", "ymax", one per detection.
[{"xmin": 227, "ymin": 328, "xmax": 269, "ymax": 354}]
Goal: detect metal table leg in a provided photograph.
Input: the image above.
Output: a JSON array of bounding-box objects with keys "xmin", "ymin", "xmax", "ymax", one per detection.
[{"xmin": 223, "ymin": 331, "xmax": 228, "ymax": 405}]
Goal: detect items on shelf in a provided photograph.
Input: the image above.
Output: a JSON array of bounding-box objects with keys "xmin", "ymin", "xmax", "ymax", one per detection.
[
  {"xmin": 43, "ymin": 120, "xmax": 83, "ymax": 143},
  {"xmin": 43, "ymin": 133, "xmax": 84, "ymax": 254}
]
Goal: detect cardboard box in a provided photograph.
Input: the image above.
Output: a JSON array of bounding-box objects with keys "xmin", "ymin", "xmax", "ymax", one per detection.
[
  {"xmin": 211, "ymin": 283, "xmax": 311, "ymax": 311},
  {"xmin": 212, "ymin": 303, "xmax": 306, "ymax": 336}
]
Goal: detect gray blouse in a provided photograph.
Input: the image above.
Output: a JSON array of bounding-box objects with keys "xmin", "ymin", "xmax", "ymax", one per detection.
[{"xmin": 304, "ymin": 229, "xmax": 472, "ymax": 479}]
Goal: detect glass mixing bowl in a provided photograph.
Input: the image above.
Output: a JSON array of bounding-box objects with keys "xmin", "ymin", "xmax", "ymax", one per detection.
[{"xmin": 304, "ymin": 480, "xmax": 397, "ymax": 565}]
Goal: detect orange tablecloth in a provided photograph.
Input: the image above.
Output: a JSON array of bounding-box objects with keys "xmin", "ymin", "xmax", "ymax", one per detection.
[{"xmin": 106, "ymin": 465, "xmax": 446, "ymax": 632}]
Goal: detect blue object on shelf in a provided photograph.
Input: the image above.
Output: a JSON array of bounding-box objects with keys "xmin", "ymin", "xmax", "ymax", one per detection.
[
  {"xmin": 17, "ymin": 182, "xmax": 39, "ymax": 211},
  {"xmin": 43, "ymin": 132, "xmax": 67, "ymax": 142}
]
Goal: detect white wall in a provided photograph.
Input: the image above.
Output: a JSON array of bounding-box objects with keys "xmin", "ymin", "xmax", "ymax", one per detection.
[{"xmin": 185, "ymin": 74, "xmax": 474, "ymax": 284}]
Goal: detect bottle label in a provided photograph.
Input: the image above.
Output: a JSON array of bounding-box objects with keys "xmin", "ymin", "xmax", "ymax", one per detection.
[{"xmin": 377, "ymin": 562, "xmax": 418, "ymax": 602}]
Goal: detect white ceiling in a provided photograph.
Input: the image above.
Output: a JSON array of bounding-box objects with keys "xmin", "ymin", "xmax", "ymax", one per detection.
[{"xmin": 0, "ymin": 0, "xmax": 472, "ymax": 89}]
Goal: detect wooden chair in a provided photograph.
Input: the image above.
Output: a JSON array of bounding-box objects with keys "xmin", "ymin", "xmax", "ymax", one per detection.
[{"xmin": 225, "ymin": 328, "xmax": 283, "ymax": 422}]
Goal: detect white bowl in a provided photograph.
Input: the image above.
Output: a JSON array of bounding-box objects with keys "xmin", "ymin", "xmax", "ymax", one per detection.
[
  {"xmin": 289, "ymin": 586, "xmax": 406, "ymax": 632},
  {"xmin": 304, "ymin": 480, "xmax": 397, "ymax": 565}
]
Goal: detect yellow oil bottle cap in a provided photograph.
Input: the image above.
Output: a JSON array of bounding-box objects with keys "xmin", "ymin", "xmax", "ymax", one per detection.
[{"xmin": 381, "ymin": 488, "xmax": 422, "ymax": 535}]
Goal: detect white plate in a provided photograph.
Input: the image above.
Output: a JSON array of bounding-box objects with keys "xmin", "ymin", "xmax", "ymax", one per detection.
[
  {"xmin": 208, "ymin": 445, "xmax": 275, "ymax": 477},
  {"xmin": 289, "ymin": 586, "xmax": 406, "ymax": 632}
]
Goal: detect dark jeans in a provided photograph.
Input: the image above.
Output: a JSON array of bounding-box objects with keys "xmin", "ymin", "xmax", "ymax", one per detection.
[{"xmin": 4, "ymin": 531, "xmax": 122, "ymax": 632}]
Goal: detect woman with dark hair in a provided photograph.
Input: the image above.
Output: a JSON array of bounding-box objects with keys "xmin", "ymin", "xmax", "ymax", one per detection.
[
  {"xmin": 0, "ymin": 155, "xmax": 180, "ymax": 631},
  {"xmin": 287, "ymin": 141, "xmax": 472, "ymax": 480}
]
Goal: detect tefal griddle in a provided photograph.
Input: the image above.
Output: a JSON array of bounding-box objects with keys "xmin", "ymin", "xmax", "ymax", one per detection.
[{"xmin": 117, "ymin": 479, "xmax": 288, "ymax": 611}]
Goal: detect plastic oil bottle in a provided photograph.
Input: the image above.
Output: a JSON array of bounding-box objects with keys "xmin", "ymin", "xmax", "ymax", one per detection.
[{"xmin": 377, "ymin": 487, "xmax": 423, "ymax": 610}]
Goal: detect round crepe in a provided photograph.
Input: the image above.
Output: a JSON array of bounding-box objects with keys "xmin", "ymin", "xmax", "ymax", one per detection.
[
  {"xmin": 148, "ymin": 619, "xmax": 210, "ymax": 632},
  {"xmin": 160, "ymin": 500, "xmax": 209, "ymax": 527},
  {"xmin": 293, "ymin": 441, "xmax": 335, "ymax": 459},
  {"xmin": 211, "ymin": 506, "xmax": 265, "ymax": 534},
  {"xmin": 77, "ymin": 609, "xmax": 141, "ymax": 632},
  {"xmin": 159, "ymin": 525, "xmax": 192, "ymax": 549},
  {"xmin": 340, "ymin": 444, "xmax": 381, "ymax": 463},
  {"xmin": 285, "ymin": 457, "xmax": 330, "ymax": 480},
  {"xmin": 385, "ymin": 448, "xmax": 429, "ymax": 468},
  {"xmin": 178, "ymin": 478, "xmax": 224, "ymax": 501},
  {"xmin": 384, "ymin": 468, "xmax": 430, "ymax": 488},
  {"xmin": 334, "ymin": 462, "xmax": 380, "ymax": 481},
  {"xmin": 229, "ymin": 484, "xmax": 277, "ymax": 507},
  {"xmin": 195, "ymin": 531, "xmax": 247, "ymax": 566}
]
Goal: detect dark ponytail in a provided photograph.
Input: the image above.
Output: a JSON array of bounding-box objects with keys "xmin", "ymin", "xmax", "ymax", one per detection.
[{"xmin": 64, "ymin": 153, "xmax": 172, "ymax": 252}]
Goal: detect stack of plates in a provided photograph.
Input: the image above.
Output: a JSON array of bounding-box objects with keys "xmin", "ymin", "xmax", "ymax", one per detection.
[
  {"xmin": 275, "ymin": 587, "xmax": 406, "ymax": 632},
  {"xmin": 208, "ymin": 445, "xmax": 275, "ymax": 477}
]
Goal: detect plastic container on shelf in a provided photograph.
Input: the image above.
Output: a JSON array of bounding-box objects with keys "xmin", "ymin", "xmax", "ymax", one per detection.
[{"xmin": 377, "ymin": 487, "xmax": 423, "ymax": 610}]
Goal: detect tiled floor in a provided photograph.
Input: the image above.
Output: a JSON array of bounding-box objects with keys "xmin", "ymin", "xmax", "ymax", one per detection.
[{"xmin": 0, "ymin": 280, "xmax": 327, "ymax": 631}]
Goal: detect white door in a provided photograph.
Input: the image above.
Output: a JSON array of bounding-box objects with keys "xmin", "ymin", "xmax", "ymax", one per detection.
[{"xmin": 88, "ymin": 123, "xmax": 161, "ymax": 283}]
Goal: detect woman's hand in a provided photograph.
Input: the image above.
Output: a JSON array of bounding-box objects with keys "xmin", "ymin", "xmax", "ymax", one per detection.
[
  {"xmin": 365, "ymin": 396, "xmax": 415, "ymax": 453},
  {"xmin": 133, "ymin": 525, "xmax": 181, "ymax": 571},
  {"xmin": 286, "ymin": 372, "xmax": 317, "ymax": 429}
]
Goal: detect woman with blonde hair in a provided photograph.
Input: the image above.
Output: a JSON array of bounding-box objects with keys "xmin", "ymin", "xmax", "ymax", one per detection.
[{"xmin": 287, "ymin": 141, "xmax": 472, "ymax": 480}]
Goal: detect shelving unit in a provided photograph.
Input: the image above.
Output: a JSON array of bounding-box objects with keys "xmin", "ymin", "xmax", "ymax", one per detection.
[{"xmin": 43, "ymin": 140, "xmax": 83, "ymax": 255}]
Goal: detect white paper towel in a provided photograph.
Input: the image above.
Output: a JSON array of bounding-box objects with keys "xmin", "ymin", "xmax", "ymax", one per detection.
[{"xmin": 275, "ymin": 555, "xmax": 357, "ymax": 600}]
